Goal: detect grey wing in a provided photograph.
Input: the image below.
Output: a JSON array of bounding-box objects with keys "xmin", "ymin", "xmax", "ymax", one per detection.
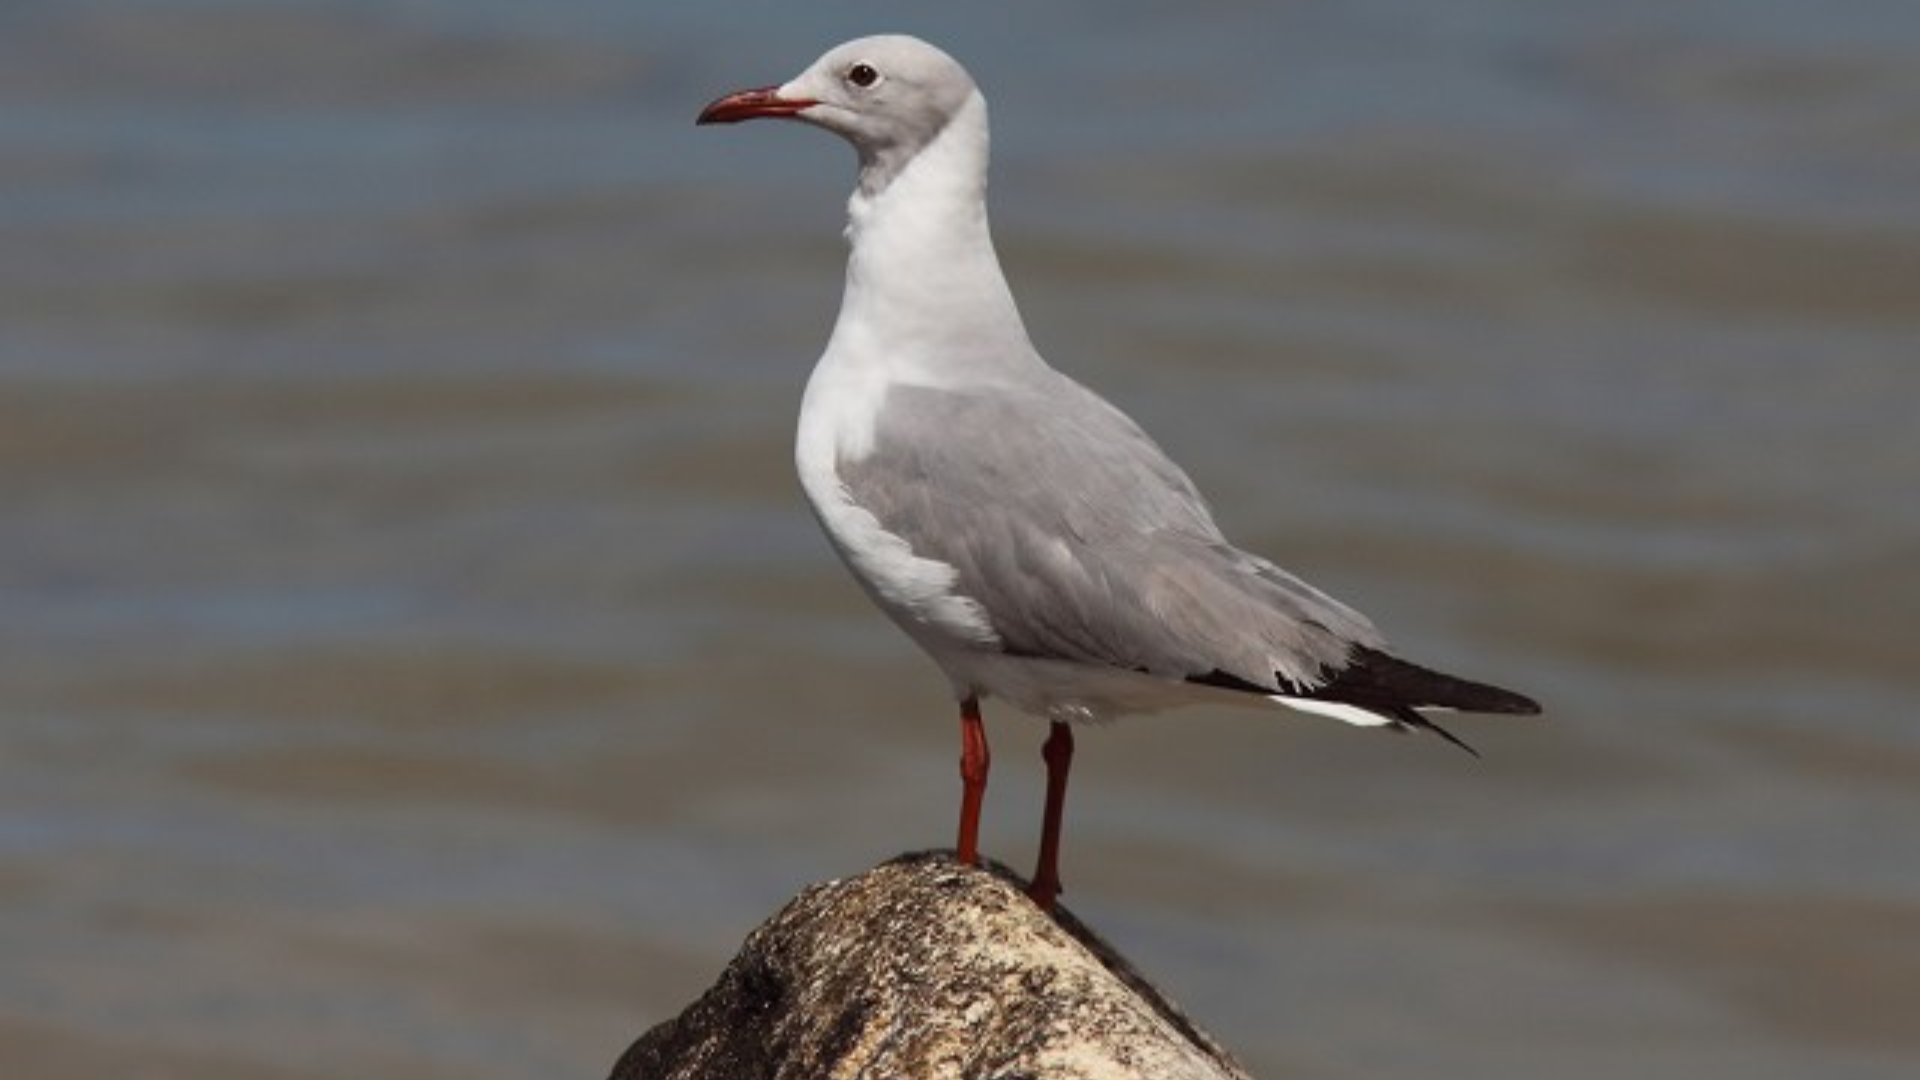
[{"xmin": 839, "ymin": 378, "xmax": 1385, "ymax": 691}]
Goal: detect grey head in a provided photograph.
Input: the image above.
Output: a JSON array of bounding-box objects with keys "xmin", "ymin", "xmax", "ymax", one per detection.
[{"xmin": 696, "ymin": 35, "xmax": 984, "ymax": 191}]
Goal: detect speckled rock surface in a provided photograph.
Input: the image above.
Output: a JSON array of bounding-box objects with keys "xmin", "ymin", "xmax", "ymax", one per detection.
[{"xmin": 610, "ymin": 851, "xmax": 1255, "ymax": 1080}]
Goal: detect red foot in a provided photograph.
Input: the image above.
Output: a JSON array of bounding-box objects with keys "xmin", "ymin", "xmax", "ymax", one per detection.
[
  {"xmin": 956, "ymin": 696, "xmax": 988, "ymax": 867},
  {"xmin": 1028, "ymin": 720, "xmax": 1074, "ymax": 912}
]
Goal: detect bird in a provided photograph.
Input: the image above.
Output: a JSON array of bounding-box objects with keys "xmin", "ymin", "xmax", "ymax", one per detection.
[{"xmin": 696, "ymin": 34, "xmax": 1540, "ymax": 911}]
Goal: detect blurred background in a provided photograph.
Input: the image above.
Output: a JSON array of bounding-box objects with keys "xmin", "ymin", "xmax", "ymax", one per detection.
[{"xmin": 3, "ymin": 1, "xmax": 1917, "ymax": 1077}]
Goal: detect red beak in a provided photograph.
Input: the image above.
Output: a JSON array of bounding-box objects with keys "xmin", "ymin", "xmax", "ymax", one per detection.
[{"xmin": 696, "ymin": 86, "xmax": 818, "ymax": 125}]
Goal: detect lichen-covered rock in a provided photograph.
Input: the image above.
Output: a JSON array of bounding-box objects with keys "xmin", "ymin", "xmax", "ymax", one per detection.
[{"xmin": 611, "ymin": 851, "xmax": 1255, "ymax": 1080}]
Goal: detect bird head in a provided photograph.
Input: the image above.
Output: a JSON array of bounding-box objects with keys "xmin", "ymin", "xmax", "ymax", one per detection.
[{"xmin": 697, "ymin": 35, "xmax": 983, "ymax": 189}]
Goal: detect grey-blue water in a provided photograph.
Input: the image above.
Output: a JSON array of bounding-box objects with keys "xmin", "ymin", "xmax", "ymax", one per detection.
[{"xmin": 3, "ymin": 1, "xmax": 1917, "ymax": 1077}]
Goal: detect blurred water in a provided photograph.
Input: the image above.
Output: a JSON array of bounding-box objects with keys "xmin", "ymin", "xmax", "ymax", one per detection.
[{"xmin": 3, "ymin": 1, "xmax": 1918, "ymax": 1078}]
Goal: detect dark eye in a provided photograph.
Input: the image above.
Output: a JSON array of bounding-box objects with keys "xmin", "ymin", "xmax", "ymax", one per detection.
[{"xmin": 847, "ymin": 62, "xmax": 879, "ymax": 88}]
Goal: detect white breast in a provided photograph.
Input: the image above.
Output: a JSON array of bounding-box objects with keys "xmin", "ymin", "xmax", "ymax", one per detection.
[{"xmin": 794, "ymin": 361, "xmax": 1002, "ymax": 658}]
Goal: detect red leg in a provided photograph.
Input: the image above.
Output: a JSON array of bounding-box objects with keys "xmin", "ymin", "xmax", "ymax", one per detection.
[
  {"xmin": 1029, "ymin": 720, "xmax": 1074, "ymax": 911},
  {"xmin": 956, "ymin": 696, "xmax": 989, "ymax": 867}
]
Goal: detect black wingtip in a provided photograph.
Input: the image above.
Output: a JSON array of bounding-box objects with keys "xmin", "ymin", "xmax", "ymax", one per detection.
[
  {"xmin": 1184, "ymin": 650, "xmax": 1532, "ymax": 757},
  {"xmin": 1391, "ymin": 706, "xmax": 1482, "ymax": 758},
  {"xmin": 1330, "ymin": 646, "xmax": 1542, "ymax": 718},
  {"xmin": 1474, "ymin": 684, "xmax": 1544, "ymax": 717}
]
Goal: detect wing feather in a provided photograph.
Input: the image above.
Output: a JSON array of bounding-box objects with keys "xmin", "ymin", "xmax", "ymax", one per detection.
[{"xmin": 838, "ymin": 379, "xmax": 1383, "ymax": 687}]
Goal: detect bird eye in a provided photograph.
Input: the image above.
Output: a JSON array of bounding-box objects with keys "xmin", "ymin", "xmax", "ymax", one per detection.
[{"xmin": 847, "ymin": 62, "xmax": 879, "ymax": 88}]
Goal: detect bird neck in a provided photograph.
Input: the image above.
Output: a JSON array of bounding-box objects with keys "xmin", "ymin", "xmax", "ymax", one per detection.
[{"xmin": 830, "ymin": 92, "xmax": 1035, "ymax": 381}]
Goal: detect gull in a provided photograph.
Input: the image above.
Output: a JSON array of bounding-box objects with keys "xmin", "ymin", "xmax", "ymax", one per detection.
[{"xmin": 697, "ymin": 34, "xmax": 1540, "ymax": 911}]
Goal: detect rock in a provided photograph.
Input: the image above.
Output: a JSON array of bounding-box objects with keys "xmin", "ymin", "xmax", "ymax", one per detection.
[{"xmin": 610, "ymin": 850, "xmax": 1256, "ymax": 1080}]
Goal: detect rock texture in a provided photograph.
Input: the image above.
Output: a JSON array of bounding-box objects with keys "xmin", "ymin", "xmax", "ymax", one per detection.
[{"xmin": 610, "ymin": 851, "xmax": 1255, "ymax": 1080}]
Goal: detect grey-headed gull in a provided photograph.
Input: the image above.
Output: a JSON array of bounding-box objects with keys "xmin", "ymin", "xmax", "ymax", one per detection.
[{"xmin": 698, "ymin": 34, "xmax": 1540, "ymax": 910}]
